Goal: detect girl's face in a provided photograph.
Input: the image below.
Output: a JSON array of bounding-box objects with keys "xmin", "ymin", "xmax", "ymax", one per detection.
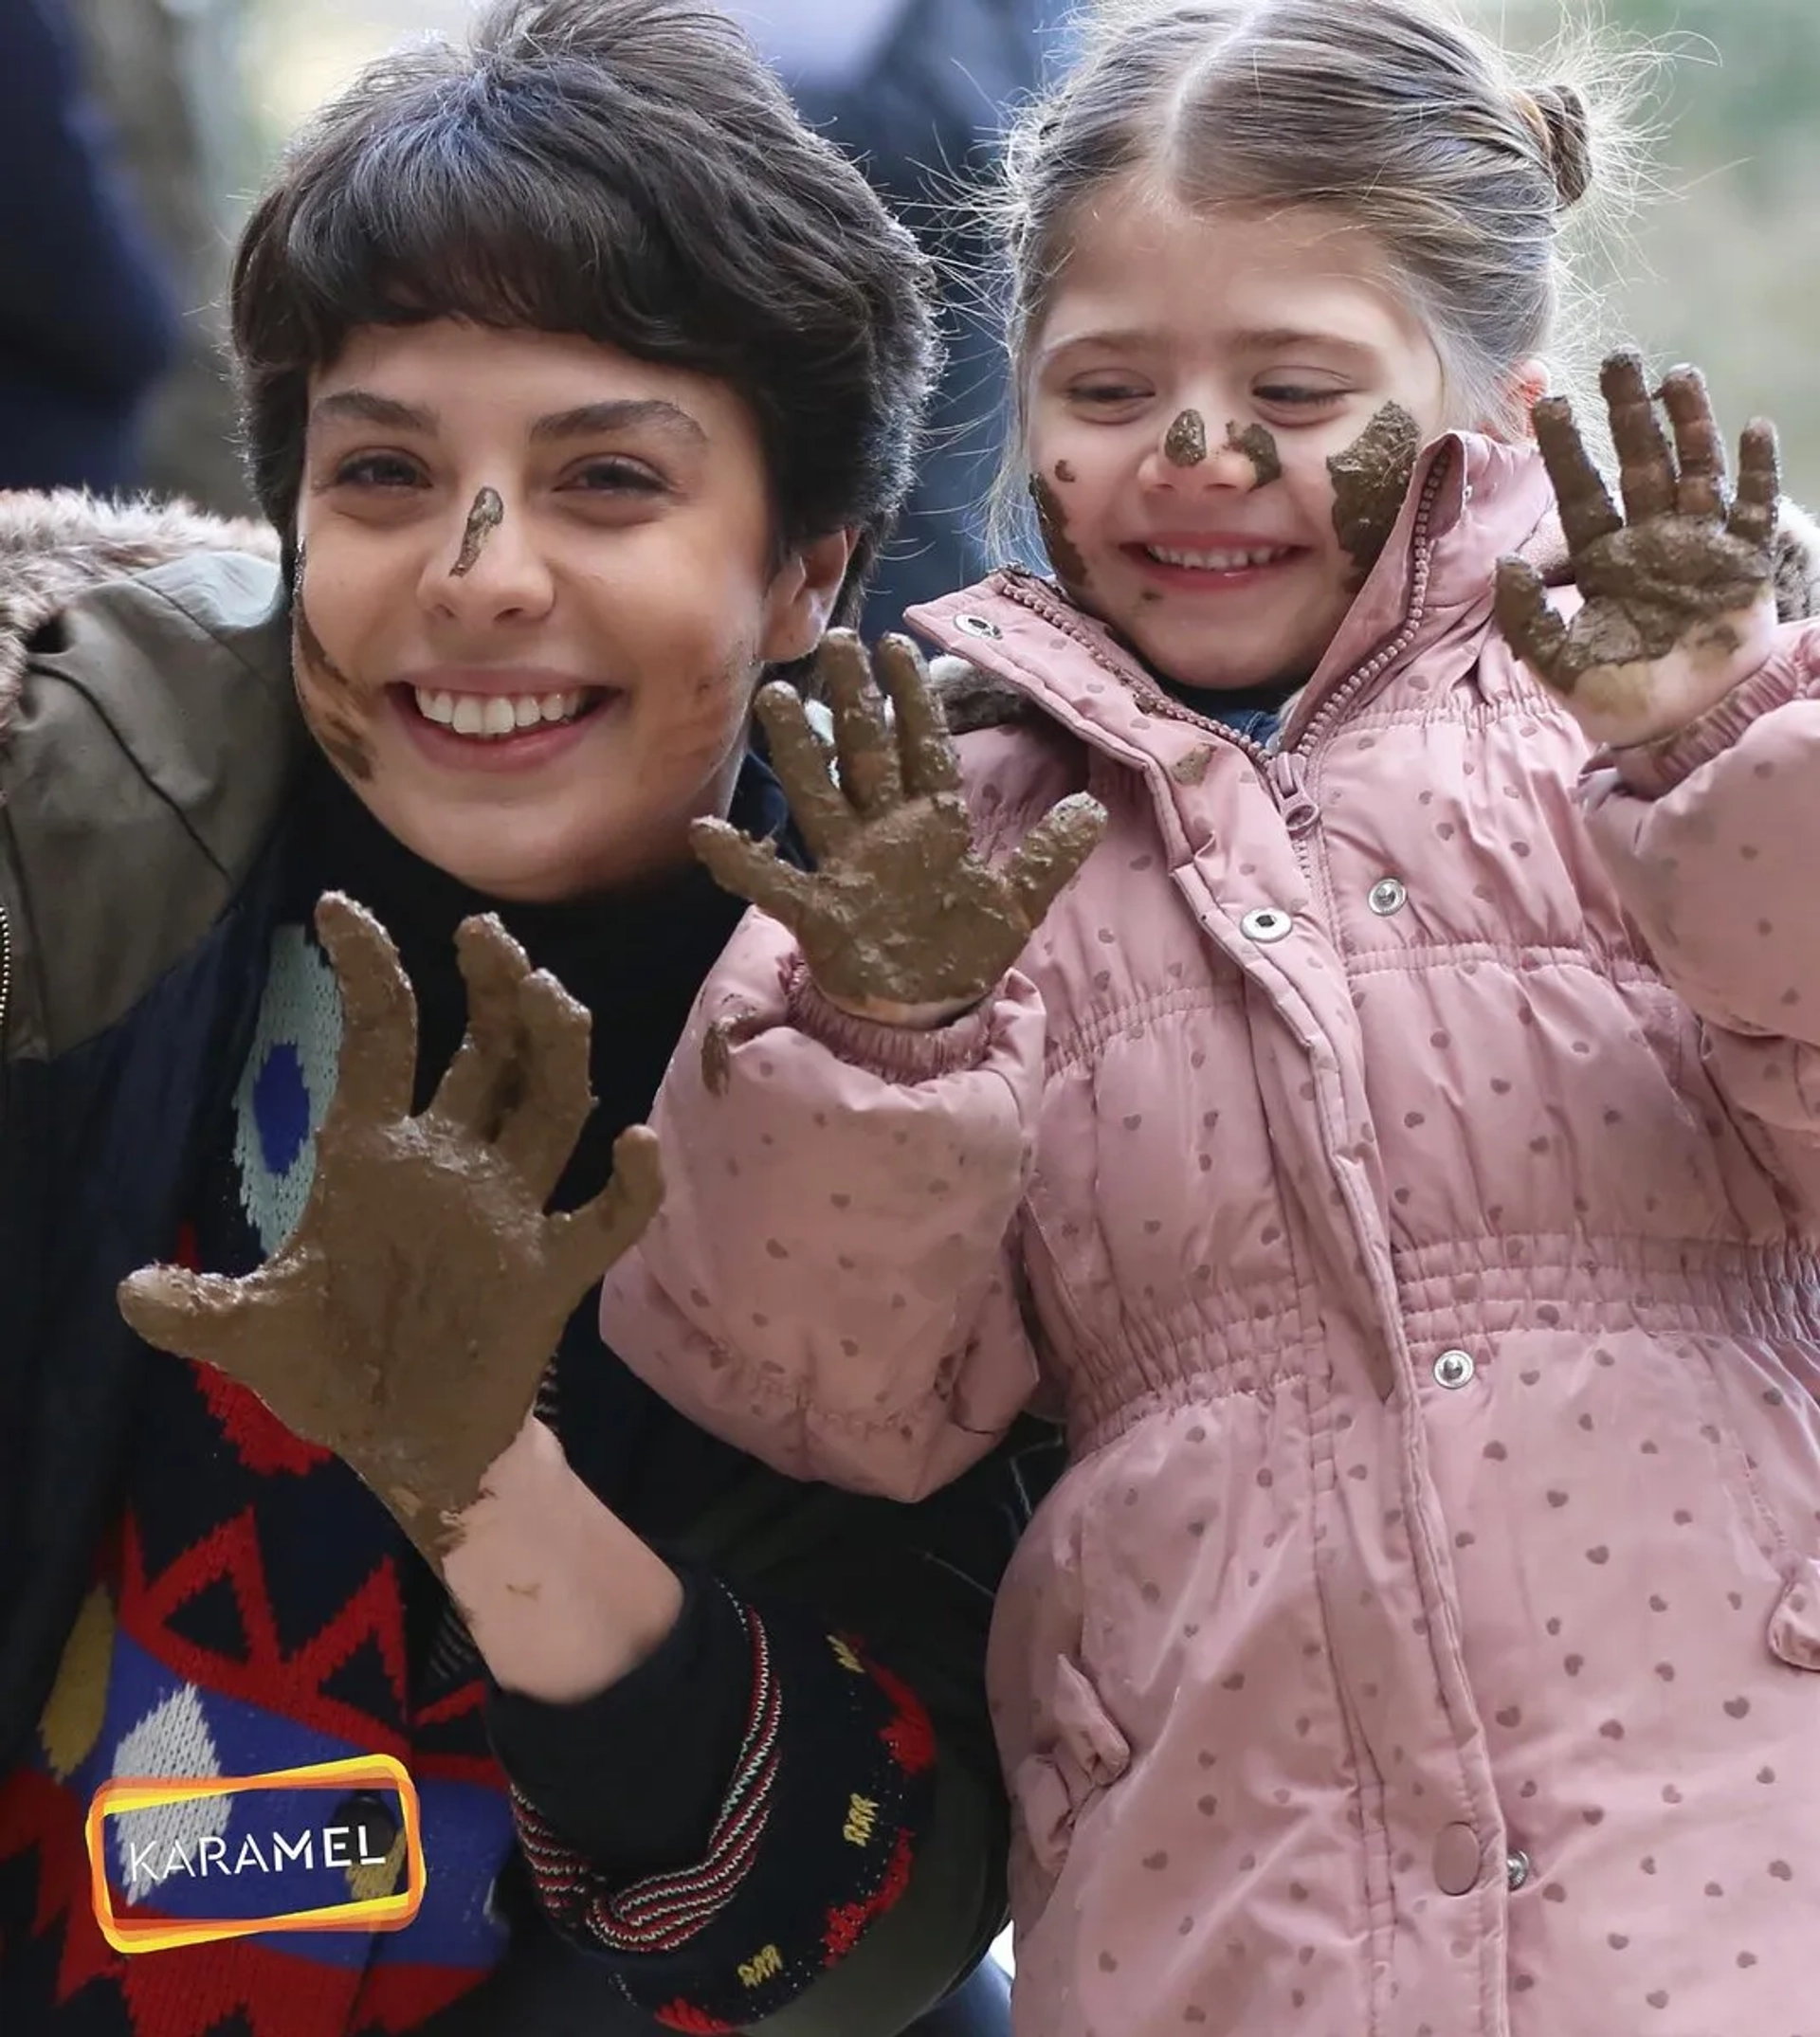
[
  {"xmin": 1027, "ymin": 186, "xmax": 1465, "ymax": 694},
  {"xmin": 294, "ymin": 319, "xmax": 848, "ymax": 900}
]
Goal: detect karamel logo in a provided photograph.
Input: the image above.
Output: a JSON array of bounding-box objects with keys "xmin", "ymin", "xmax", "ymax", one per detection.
[{"xmin": 87, "ymin": 1755, "xmax": 425, "ymax": 1954}]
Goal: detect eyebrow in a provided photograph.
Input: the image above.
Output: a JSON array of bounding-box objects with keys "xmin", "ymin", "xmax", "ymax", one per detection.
[
  {"xmin": 308, "ymin": 391, "xmax": 438, "ymax": 433},
  {"xmin": 1227, "ymin": 327, "xmax": 1379, "ymax": 363},
  {"xmin": 1036, "ymin": 328, "xmax": 1154, "ymax": 370},
  {"xmin": 306, "ymin": 391, "xmax": 709, "ymax": 446},
  {"xmin": 1038, "ymin": 325, "xmax": 1380, "ymax": 369},
  {"xmin": 528, "ymin": 399, "xmax": 708, "ymax": 447}
]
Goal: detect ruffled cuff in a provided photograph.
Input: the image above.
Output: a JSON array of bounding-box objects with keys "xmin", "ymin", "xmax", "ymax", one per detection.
[
  {"xmin": 1605, "ymin": 652, "xmax": 1813, "ymax": 798},
  {"xmin": 783, "ymin": 959, "xmax": 1009, "ymax": 1082}
]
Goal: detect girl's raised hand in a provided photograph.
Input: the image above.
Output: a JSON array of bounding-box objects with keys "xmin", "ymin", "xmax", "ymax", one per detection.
[
  {"xmin": 1494, "ymin": 353, "xmax": 1779, "ymax": 749},
  {"xmin": 692, "ymin": 630, "xmax": 1106, "ymax": 1025}
]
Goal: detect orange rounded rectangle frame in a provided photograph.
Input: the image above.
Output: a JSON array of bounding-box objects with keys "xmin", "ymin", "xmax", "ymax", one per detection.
[{"xmin": 87, "ymin": 1753, "xmax": 426, "ymax": 1955}]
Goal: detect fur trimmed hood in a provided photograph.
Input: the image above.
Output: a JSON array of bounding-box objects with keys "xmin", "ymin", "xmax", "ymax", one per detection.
[
  {"xmin": 0, "ymin": 489, "xmax": 279, "ymax": 739},
  {"xmin": 1772, "ymin": 497, "xmax": 1820, "ymax": 623}
]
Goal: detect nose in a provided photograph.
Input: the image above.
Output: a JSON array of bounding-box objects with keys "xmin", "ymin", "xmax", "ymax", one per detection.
[
  {"xmin": 420, "ymin": 487, "xmax": 555, "ymax": 624},
  {"xmin": 1145, "ymin": 412, "xmax": 1265, "ymax": 495}
]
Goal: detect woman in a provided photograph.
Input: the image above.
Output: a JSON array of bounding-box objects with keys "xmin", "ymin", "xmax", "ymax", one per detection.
[{"xmin": 0, "ymin": 2, "xmax": 1045, "ymax": 2028}]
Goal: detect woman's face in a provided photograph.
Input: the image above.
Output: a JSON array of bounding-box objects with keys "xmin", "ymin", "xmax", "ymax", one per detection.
[{"xmin": 293, "ymin": 319, "xmax": 848, "ymax": 900}]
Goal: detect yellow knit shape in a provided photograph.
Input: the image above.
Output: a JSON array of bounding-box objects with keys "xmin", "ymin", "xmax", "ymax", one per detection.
[
  {"xmin": 38, "ymin": 1586, "xmax": 117, "ymax": 1780},
  {"xmin": 347, "ymin": 1830, "xmax": 409, "ymax": 1903}
]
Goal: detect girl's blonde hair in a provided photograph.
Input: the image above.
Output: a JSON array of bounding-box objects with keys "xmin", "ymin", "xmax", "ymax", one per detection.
[{"xmin": 989, "ymin": 0, "xmax": 1649, "ymax": 540}]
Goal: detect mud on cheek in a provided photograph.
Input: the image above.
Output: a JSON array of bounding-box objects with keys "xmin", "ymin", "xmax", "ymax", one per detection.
[
  {"xmin": 631, "ymin": 648, "xmax": 760, "ymax": 791},
  {"xmin": 1028, "ymin": 471, "xmax": 1091, "ymax": 592},
  {"xmin": 1225, "ymin": 422, "xmax": 1283, "ymax": 487},
  {"xmin": 292, "ymin": 577, "xmax": 377, "ymax": 784},
  {"xmin": 1327, "ymin": 403, "xmax": 1422, "ymax": 589}
]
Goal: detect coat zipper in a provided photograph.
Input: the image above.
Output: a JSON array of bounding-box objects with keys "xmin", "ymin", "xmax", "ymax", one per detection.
[
  {"xmin": 991, "ymin": 470, "xmax": 1452, "ymax": 1410},
  {"xmin": 992, "ymin": 451, "xmax": 1450, "ymax": 840}
]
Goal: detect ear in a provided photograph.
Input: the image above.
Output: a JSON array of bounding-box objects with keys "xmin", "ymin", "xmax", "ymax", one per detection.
[
  {"xmin": 759, "ymin": 529, "xmax": 857, "ymax": 664},
  {"xmin": 1504, "ymin": 356, "xmax": 1552, "ymax": 439}
]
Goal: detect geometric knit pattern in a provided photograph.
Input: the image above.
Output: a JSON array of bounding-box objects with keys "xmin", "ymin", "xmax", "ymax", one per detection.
[
  {"xmin": 232, "ymin": 925, "xmax": 342, "ymax": 1257},
  {"xmin": 0, "ymin": 920, "xmax": 513, "ymax": 2036}
]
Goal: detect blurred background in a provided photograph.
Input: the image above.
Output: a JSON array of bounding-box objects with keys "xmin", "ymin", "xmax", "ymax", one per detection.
[{"xmin": 34, "ymin": 0, "xmax": 1820, "ymax": 593}]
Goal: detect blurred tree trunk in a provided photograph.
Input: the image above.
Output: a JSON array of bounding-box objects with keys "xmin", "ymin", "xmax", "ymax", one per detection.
[{"xmin": 66, "ymin": 0, "xmax": 254, "ymax": 512}]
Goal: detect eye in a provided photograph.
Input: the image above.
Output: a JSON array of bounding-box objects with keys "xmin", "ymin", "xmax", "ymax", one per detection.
[
  {"xmin": 1063, "ymin": 379, "xmax": 1152, "ymax": 426},
  {"xmin": 1254, "ymin": 384, "xmax": 1347, "ymax": 411},
  {"xmin": 563, "ymin": 458, "xmax": 665, "ymax": 496},
  {"xmin": 328, "ymin": 450, "xmax": 425, "ymax": 489}
]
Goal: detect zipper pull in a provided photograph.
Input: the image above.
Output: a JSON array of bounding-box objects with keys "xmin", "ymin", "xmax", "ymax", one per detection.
[{"xmin": 1269, "ymin": 749, "xmax": 1320, "ymax": 835}]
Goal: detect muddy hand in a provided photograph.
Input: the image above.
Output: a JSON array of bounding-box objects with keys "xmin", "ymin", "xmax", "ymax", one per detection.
[
  {"xmin": 1494, "ymin": 353, "xmax": 1779, "ymax": 747},
  {"xmin": 118, "ymin": 895, "xmax": 664, "ymax": 1565},
  {"xmin": 692, "ymin": 630, "xmax": 1107, "ymax": 1019}
]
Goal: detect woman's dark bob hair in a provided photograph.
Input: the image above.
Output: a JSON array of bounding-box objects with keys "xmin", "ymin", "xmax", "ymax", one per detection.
[{"xmin": 230, "ymin": 0, "xmax": 941, "ymax": 626}]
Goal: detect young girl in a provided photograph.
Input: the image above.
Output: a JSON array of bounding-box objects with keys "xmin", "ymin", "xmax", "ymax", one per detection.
[
  {"xmin": 596, "ymin": 1, "xmax": 1820, "ymax": 2030},
  {"xmin": 0, "ymin": 2, "xmax": 1046, "ymax": 2030}
]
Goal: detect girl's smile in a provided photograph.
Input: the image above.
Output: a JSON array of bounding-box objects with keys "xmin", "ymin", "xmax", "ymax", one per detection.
[{"xmin": 1122, "ymin": 531, "xmax": 1312, "ymax": 594}]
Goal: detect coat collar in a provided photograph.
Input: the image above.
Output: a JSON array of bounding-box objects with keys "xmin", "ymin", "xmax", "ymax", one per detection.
[{"xmin": 912, "ymin": 430, "xmax": 1558, "ymax": 753}]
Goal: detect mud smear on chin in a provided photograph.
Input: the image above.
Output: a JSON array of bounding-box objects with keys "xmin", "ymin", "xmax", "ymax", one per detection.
[
  {"xmin": 1328, "ymin": 403, "xmax": 1421, "ymax": 590},
  {"xmin": 292, "ymin": 555, "xmax": 376, "ymax": 782}
]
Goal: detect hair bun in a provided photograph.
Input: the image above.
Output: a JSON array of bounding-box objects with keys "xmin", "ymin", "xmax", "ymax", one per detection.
[{"xmin": 1529, "ymin": 82, "xmax": 1592, "ymax": 210}]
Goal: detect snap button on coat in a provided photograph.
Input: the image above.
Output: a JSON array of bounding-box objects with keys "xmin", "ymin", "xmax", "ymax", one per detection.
[
  {"xmin": 1433, "ymin": 1349, "xmax": 1476, "ymax": 1390},
  {"xmin": 1433, "ymin": 1823, "xmax": 1483, "ymax": 1896},
  {"xmin": 1240, "ymin": 907, "xmax": 1292, "ymax": 943}
]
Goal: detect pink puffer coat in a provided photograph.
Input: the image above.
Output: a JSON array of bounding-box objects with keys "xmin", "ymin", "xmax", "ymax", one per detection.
[{"xmin": 600, "ymin": 431, "xmax": 1820, "ymax": 2037}]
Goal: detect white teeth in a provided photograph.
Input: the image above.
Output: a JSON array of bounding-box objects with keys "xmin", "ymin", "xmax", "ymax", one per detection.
[
  {"xmin": 413, "ymin": 686, "xmax": 591, "ymax": 738},
  {"xmin": 1146, "ymin": 545, "xmax": 1291, "ymax": 571}
]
